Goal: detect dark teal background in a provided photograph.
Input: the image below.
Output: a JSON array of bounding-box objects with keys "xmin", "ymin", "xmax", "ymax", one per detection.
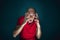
[{"xmin": 0, "ymin": 0, "xmax": 59, "ymax": 40}]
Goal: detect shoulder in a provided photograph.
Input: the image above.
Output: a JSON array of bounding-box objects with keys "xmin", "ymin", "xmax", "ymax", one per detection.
[
  {"xmin": 17, "ymin": 16, "xmax": 25, "ymax": 22},
  {"xmin": 17, "ymin": 16, "xmax": 25, "ymax": 25},
  {"xmin": 18, "ymin": 16, "xmax": 25, "ymax": 20},
  {"xmin": 19, "ymin": 16, "xmax": 25, "ymax": 19}
]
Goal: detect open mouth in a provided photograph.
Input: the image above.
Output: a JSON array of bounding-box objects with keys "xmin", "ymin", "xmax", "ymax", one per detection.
[
  {"xmin": 30, "ymin": 20, "xmax": 32, "ymax": 21},
  {"xmin": 28, "ymin": 20, "xmax": 33, "ymax": 23}
]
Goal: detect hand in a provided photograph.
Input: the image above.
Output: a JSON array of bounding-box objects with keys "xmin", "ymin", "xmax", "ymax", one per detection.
[
  {"xmin": 34, "ymin": 19, "xmax": 39, "ymax": 23},
  {"xmin": 24, "ymin": 18, "xmax": 31, "ymax": 23},
  {"xmin": 25, "ymin": 12, "xmax": 30, "ymax": 19},
  {"xmin": 34, "ymin": 19, "xmax": 40, "ymax": 28}
]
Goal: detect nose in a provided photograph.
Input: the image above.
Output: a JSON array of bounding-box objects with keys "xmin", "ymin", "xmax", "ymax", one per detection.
[{"xmin": 30, "ymin": 15, "xmax": 33, "ymax": 18}]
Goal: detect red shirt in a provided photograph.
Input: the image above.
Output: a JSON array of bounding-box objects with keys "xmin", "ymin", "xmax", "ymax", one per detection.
[{"xmin": 17, "ymin": 16, "xmax": 37, "ymax": 40}]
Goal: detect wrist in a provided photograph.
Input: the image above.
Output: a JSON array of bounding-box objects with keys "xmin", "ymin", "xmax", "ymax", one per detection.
[
  {"xmin": 37, "ymin": 22, "xmax": 39, "ymax": 24},
  {"xmin": 36, "ymin": 23, "xmax": 40, "ymax": 27}
]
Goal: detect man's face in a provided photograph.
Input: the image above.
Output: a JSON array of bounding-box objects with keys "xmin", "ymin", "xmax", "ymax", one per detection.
[
  {"xmin": 28, "ymin": 8, "xmax": 35, "ymax": 18},
  {"xmin": 27, "ymin": 8, "xmax": 35, "ymax": 23}
]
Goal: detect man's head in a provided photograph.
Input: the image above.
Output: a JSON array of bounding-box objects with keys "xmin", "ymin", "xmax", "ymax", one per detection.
[
  {"xmin": 28, "ymin": 8, "xmax": 36, "ymax": 14},
  {"xmin": 25, "ymin": 7, "xmax": 37, "ymax": 23}
]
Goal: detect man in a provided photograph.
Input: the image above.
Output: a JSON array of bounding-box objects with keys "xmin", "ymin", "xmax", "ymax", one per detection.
[{"xmin": 13, "ymin": 7, "xmax": 42, "ymax": 40}]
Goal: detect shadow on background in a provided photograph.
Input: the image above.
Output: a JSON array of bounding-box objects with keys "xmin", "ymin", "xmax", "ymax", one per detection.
[{"xmin": 0, "ymin": 0, "xmax": 60, "ymax": 40}]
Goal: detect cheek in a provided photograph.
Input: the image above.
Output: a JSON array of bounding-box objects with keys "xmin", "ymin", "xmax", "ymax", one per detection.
[{"xmin": 33, "ymin": 16, "xmax": 35, "ymax": 18}]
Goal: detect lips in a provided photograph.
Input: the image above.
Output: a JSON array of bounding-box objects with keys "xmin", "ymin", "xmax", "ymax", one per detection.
[
  {"xmin": 28, "ymin": 20, "xmax": 33, "ymax": 23},
  {"xmin": 30, "ymin": 20, "xmax": 32, "ymax": 21}
]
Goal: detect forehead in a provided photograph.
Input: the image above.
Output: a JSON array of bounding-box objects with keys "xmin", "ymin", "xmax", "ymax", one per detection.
[{"xmin": 28, "ymin": 8, "xmax": 34, "ymax": 11}]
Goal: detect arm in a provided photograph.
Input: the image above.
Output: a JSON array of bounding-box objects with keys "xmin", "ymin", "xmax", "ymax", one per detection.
[
  {"xmin": 36, "ymin": 22, "xmax": 42, "ymax": 39},
  {"xmin": 13, "ymin": 17, "xmax": 30, "ymax": 38},
  {"xmin": 34, "ymin": 19, "xmax": 42, "ymax": 39},
  {"xmin": 35, "ymin": 13, "xmax": 42, "ymax": 39},
  {"xmin": 13, "ymin": 21, "xmax": 27, "ymax": 38}
]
